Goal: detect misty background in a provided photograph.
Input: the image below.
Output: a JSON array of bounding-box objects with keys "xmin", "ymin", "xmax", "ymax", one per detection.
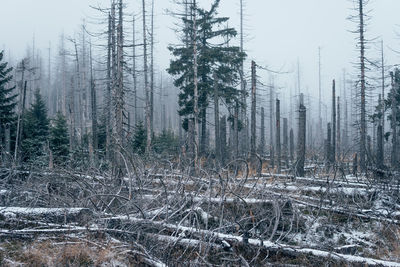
[{"xmin": 2, "ymin": 0, "xmax": 400, "ymax": 119}]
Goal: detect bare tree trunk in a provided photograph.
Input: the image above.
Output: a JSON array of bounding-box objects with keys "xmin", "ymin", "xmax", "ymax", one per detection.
[
  {"xmin": 213, "ymin": 73, "xmax": 220, "ymax": 163},
  {"xmin": 106, "ymin": 12, "xmax": 112, "ymax": 161},
  {"xmin": 276, "ymin": 98, "xmax": 281, "ymax": 173},
  {"xmin": 69, "ymin": 78, "xmax": 75, "ymax": 156},
  {"xmin": 283, "ymin": 118, "xmax": 289, "ymax": 168},
  {"xmin": 289, "ymin": 128, "xmax": 294, "ymax": 162},
  {"xmin": 239, "ymin": 0, "xmax": 247, "ymax": 154},
  {"xmin": 192, "ymin": 0, "xmax": 199, "ymax": 169},
  {"xmin": 380, "ymin": 40, "xmax": 385, "ymax": 162},
  {"xmin": 143, "ymin": 0, "xmax": 152, "ymax": 154},
  {"xmin": 331, "ymin": 80, "xmax": 336, "ymax": 163},
  {"xmin": 296, "ymin": 102, "xmax": 306, "ymax": 177},
  {"xmin": 337, "ymin": 96, "xmax": 341, "ymax": 161},
  {"xmin": 89, "ymin": 40, "xmax": 97, "ymax": 163},
  {"xmin": 14, "ymin": 64, "xmax": 27, "ymax": 164},
  {"xmin": 260, "ymin": 107, "xmax": 265, "ymax": 155},
  {"xmin": 250, "ymin": 61, "xmax": 256, "ymax": 156},
  {"xmin": 220, "ymin": 116, "xmax": 227, "ymax": 165},
  {"xmin": 318, "ymin": 47, "xmax": 323, "ymax": 146},
  {"xmin": 390, "ymin": 72, "xmax": 398, "ymax": 168},
  {"xmin": 377, "ymin": 108, "xmax": 384, "ymax": 169},
  {"xmin": 132, "ymin": 15, "xmax": 138, "ymax": 126},
  {"xmin": 269, "ymin": 84, "xmax": 274, "ymax": 167},
  {"xmin": 358, "ymin": 0, "xmax": 367, "ymax": 171},
  {"xmin": 234, "ymin": 100, "xmax": 239, "ymax": 158},
  {"xmin": 150, "ymin": 0, "xmax": 154, "ymax": 136},
  {"xmin": 113, "ymin": 0, "xmax": 125, "ymax": 174},
  {"xmin": 73, "ymin": 41, "xmax": 84, "ymax": 144},
  {"xmin": 326, "ymin": 123, "xmax": 332, "ymax": 163}
]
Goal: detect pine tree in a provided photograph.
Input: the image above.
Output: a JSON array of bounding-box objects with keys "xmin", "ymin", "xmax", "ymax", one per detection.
[
  {"xmin": 0, "ymin": 51, "xmax": 18, "ymax": 147},
  {"xmin": 168, "ymin": 0, "xmax": 246, "ymax": 150},
  {"xmin": 50, "ymin": 111, "xmax": 69, "ymax": 165},
  {"xmin": 131, "ymin": 121, "xmax": 146, "ymax": 154},
  {"xmin": 21, "ymin": 90, "xmax": 49, "ymax": 162}
]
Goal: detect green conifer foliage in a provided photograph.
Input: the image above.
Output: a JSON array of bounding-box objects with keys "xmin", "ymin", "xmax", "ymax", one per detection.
[
  {"xmin": 21, "ymin": 90, "xmax": 49, "ymax": 162},
  {"xmin": 0, "ymin": 51, "xmax": 18, "ymax": 144},
  {"xmin": 131, "ymin": 121, "xmax": 146, "ymax": 154},
  {"xmin": 168, "ymin": 0, "xmax": 246, "ymax": 131},
  {"xmin": 50, "ymin": 111, "xmax": 69, "ymax": 165}
]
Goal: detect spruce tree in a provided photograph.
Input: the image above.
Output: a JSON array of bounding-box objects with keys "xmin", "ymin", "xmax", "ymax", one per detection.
[
  {"xmin": 131, "ymin": 121, "xmax": 146, "ymax": 154},
  {"xmin": 50, "ymin": 111, "xmax": 69, "ymax": 165},
  {"xmin": 21, "ymin": 90, "xmax": 49, "ymax": 162},
  {"xmin": 0, "ymin": 51, "xmax": 18, "ymax": 147},
  {"xmin": 168, "ymin": 0, "xmax": 246, "ymax": 138}
]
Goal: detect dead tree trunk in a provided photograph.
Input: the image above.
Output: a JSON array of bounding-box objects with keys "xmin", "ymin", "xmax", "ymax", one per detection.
[
  {"xmin": 150, "ymin": 0, "xmax": 154, "ymax": 136},
  {"xmin": 377, "ymin": 123, "xmax": 384, "ymax": 169},
  {"xmin": 106, "ymin": 12, "xmax": 112, "ymax": 161},
  {"xmin": 283, "ymin": 118, "xmax": 289, "ymax": 168},
  {"xmin": 337, "ymin": 96, "xmax": 341, "ymax": 161},
  {"xmin": 376, "ymin": 94, "xmax": 384, "ymax": 169},
  {"xmin": 296, "ymin": 102, "xmax": 306, "ymax": 177},
  {"xmin": 220, "ymin": 115, "xmax": 227, "ymax": 165},
  {"xmin": 358, "ymin": 0, "xmax": 367, "ymax": 171},
  {"xmin": 250, "ymin": 60, "xmax": 256, "ymax": 156},
  {"xmin": 260, "ymin": 107, "xmax": 265, "ymax": 155},
  {"xmin": 276, "ymin": 98, "xmax": 281, "ymax": 173},
  {"xmin": 269, "ymin": 84, "xmax": 274, "ymax": 168},
  {"xmin": 326, "ymin": 123, "xmax": 332, "ymax": 163},
  {"xmin": 113, "ymin": 0, "xmax": 125, "ymax": 174},
  {"xmin": 289, "ymin": 128, "xmax": 294, "ymax": 162},
  {"xmin": 234, "ymin": 100, "xmax": 239, "ymax": 158},
  {"xmin": 89, "ymin": 41, "xmax": 97, "ymax": 162},
  {"xmin": 390, "ymin": 71, "xmax": 398, "ymax": 168},
  {"xmin": 213, "ymin": 73, "xmax": 220, "ymax": 163},
  {"xmin": 142, "ymin": 0, "xmax": 152, "ymax": 154},
  {"xmin": 332, "ymin": 80, "xmax": 336, "ymax": 163},
  {"xmin": 132, "ymin": 15, "xmax": 138, "ymax": 126},
  {"xmin": 192, "ymin": 0, "xmax": 199, "ymax": 168},
  {"xmin": 239, "ymin": 0, "xmax": 247, "ymax": 154}
]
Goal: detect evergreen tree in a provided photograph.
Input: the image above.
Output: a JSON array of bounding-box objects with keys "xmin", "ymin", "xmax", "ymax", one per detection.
[
  {"xmin": 0, "ymin": 51, "xmax": 18, "ymax": 146},
  {"xmin": 21, "ymin": 89, "xmax": 49, "ymax": 162},
  {"xmin": 168, "ymin": 0, "xmax": 245, "ymax": 132},
  {"xmin": 373, "ymin": 68, "xmax": 400, "ymax": 138},
  {"xmin": 131, "ymin": 121, "xmax": 146, "ymax": 154},
  {"xmin": 50, "ymin": 111, "xmax": 69, "ymax": 165},
  {"xmin": 153, "ymin": 129, "xmax": 179, "ymax": 155}
]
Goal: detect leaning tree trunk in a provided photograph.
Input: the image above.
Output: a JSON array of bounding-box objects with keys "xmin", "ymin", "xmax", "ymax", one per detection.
[
  {"xmin": 296, "ymin": 103, "xmax": 306, "ymax": 177},
  {"xmin": 276, "ymin": 98, "xmax": 281, "ymax": 173}
]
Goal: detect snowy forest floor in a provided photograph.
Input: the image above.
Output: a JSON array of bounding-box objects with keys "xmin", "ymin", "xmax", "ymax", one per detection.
[{"xmin": 0, "ymin": 160, "xmax": 399, "ymax": 266}]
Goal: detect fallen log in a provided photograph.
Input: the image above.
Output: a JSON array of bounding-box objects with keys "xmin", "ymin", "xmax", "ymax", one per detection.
[{"xmin": 0, "ymin": 207, "xmax": 93, "ymax": 226}]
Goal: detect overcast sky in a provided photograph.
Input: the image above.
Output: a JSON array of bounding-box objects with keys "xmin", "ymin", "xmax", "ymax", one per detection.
[{"xmin": 2, "ymin": 0, "xmax": 400, "ymax": 114}]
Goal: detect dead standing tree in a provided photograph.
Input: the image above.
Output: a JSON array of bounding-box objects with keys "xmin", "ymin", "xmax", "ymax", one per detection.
[
  {"xmin": 276, "ymin": 98, "xmax": 281, "ymax": 173},
  {"xmin": 296, "ymin": 97, "xmax": 306, "ymax": 177},
  {"xmin": 250, "ymin": 60, "xmax": 256, "ymax": 158}
]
